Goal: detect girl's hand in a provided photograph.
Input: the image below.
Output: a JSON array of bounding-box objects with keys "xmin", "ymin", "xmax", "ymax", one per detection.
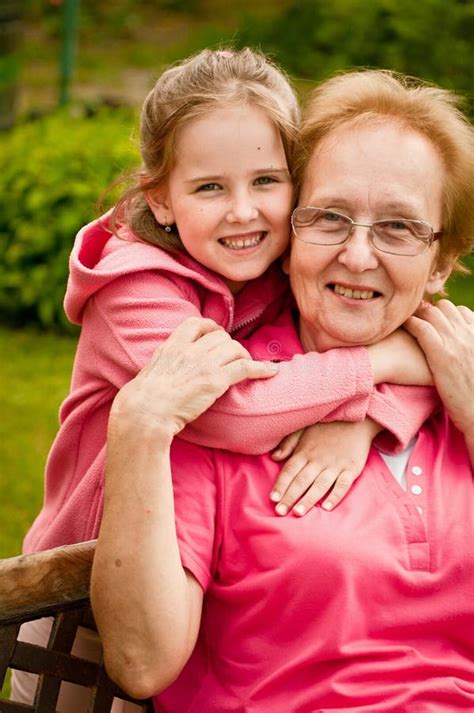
[
  {"xmin": 272, "ymin": 428, "xmax": 305, "ymax": 461},
  {"xmin": 404, "ymin": 300, "xmax": 474, "ymax": 435},
  {"xmin": 269, "ymin": 418, "xmax": 381, "ymax": 516},
  {"xmin": 110, "ymin": 317, "xmax": 278, "ymax": 440}
]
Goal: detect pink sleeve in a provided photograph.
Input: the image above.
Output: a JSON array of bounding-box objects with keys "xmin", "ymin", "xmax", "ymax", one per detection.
[
  {"xmin": 86, "ymin": 272, "xmax": 205, "ymax": 386},
  {"xmin": 184, "ymin": 350, "xmax": 373, "ymax": 453},
  {"xmin": 367, "ymin": 384, "xmax": 439, "ymax": 453},
  {"xmin": 86, "ymin": 273, "xmax": 374, "ymax": 454},
  {"xmin": 186, "ymin": 319, "xmax": 438, "ymax": 454}
]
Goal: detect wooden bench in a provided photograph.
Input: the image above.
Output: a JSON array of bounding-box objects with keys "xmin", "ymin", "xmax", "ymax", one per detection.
[{"xmin": 0, "ymin": 541, "xmax": 153, "ymax": 712}]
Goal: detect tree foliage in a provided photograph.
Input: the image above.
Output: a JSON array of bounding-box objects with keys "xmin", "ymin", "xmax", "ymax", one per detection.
[
  {"xmin": 2, "ymin": 0, "xmax": 472, "ymax": 331},
  {"xmin": 239, "ymin": 0, "xmax": 473, "ymax": 101}
]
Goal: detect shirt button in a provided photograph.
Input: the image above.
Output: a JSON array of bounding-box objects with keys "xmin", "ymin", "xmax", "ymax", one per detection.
[
  {"xmin": 411, "ymin": 484, "xmax": 423, "ymax": 495},
  {"xmin": 411, "ymin": 466, "xmax": 423, "ymax": 476}
]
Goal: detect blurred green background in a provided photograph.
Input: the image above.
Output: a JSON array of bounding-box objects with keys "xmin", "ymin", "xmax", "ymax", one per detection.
[{"xmin": 0, "ymin": 0, "xmax": 473, "ymax": 559}]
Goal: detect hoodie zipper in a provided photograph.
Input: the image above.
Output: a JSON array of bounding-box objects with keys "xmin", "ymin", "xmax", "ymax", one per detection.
[{"xmin": 230, "ymin": 305, "xmax": 266, "ymax": 333}]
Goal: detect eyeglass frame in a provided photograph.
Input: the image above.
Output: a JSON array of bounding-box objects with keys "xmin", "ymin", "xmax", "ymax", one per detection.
[{"xmin": 291, "ymin": 206, "xmax": 443, "ymax": 257}]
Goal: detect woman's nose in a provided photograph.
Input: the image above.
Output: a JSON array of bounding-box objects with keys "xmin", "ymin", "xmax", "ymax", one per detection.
[
  {"xmin": 337, "ymin": 226, "xmax": 379, "ymax": 272},
  {"xmin": 226, "ymin": 192, "xmax": 258, "ymax": 223}
]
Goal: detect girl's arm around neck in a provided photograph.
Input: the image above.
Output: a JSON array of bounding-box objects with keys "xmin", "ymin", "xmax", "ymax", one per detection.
[
  {"xmin": 366, "ymin": 328, "xmax": 433, "ymax": 386},
  {"xmin": 184, "ymin": 325, "xmax": 436, "ymax": 454},
  {"xmin": 90, "ymin": 274, "xmax": 434, "ymax": 456}
]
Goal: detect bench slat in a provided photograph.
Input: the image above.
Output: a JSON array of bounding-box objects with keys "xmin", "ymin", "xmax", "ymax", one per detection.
[{"xmin": 0, "ymin": 541, "xmax": 96, "ymax": 622}]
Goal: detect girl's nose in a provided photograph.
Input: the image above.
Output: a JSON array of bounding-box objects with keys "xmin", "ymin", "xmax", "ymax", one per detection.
[
  {"xmin": 227, "ymin": 192, "xmax": 259, "ymax": 223},
  {"xmin": 337, "ymin": 226, "xmax": 379, "ymax": 272}
]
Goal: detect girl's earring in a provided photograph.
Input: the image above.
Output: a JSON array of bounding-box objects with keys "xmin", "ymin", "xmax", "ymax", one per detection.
[{"xmin": 164, "ymin": 221, "xmax": 172, "ymax": 233}]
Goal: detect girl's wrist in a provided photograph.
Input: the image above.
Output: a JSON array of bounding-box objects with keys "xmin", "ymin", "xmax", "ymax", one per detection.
[
  {"xmin": 366, "ymin": 343, "xmax": 389, "ymax": 384},
  {"xmin": 364, "ymin": 416, "xmax": 383, "ymax": 439}
]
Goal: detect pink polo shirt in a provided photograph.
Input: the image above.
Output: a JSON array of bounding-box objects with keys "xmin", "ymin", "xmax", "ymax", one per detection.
[{"xmin": 154, "ymin": 409, "xmax": 473, "ymax": 712}]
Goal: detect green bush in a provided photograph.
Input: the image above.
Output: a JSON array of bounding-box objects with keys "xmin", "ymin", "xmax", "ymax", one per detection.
[
  {"xmin": 239, "ymin": 0, "xmax": 474, "ymax": 102},
  {"xmin": 0, "ymin": 107, "xmax": 139, "ymax": 331}
]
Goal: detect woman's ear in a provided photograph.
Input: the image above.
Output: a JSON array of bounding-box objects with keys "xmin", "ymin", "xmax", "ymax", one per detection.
[
  {"xmin": 144, "ymin": 186, "xmax": 175, "ymax": 227},
  {"xmin": 424, "ymin": 257, "xmax": 455, "ymax": 296}
]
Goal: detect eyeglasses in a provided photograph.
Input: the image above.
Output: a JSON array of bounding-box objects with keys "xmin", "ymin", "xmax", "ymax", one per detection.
[{"xmin": 291, "ymin": 207, "xmax": 443, "ymax": 257}]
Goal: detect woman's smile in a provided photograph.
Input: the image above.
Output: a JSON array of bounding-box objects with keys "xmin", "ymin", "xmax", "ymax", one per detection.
[{"xmin": 329, "ymin": 282, "xmax": 380, "ymax": 301}]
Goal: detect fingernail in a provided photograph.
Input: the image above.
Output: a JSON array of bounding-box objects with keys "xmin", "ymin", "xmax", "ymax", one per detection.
[
  {"xmin": 294, "ymin": 504, "xmax": 305, "ymax": 516},
  {"xmin": 276, "ymin": 503, "xmax": 288, "ymax": 516},
  {"xmin": 322, "ymin": 501, "xmax": 333, "ymax": 511},
  {"xmin": 272, "ymin": 449, "xmax": 282, "ymax": 459},
  {"xmin": 270, "ymin": 490, "xmax": 281, "ymax": 502}
]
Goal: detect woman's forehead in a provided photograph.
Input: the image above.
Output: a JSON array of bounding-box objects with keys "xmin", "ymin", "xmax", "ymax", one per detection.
[{"xmin": 299, "ymin": 123, "xmax": 444, "ymax": 222}]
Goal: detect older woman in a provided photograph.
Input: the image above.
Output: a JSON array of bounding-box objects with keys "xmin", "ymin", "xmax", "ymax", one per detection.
[{"xmin": 92, "ymin": 70, "xmax": 474, "ymax": 712}]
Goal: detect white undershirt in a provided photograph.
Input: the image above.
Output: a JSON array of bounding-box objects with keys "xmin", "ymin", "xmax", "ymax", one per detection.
[{"xmin": 378, "ymin": 438, "xmax": 417, "ymax": 490}]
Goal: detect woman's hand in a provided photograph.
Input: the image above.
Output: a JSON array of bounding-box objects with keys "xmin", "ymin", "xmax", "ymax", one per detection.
[
  {"xmin": 110, "ymin": 317, "xmax": 278, "ymax": 440},
  {"xmin": 269, "ymin": 418, "xmax": 381, "ymax": 515},
  {"xmin": 404, "ymin": 300, "xmax": 474, "ymax": 437}
]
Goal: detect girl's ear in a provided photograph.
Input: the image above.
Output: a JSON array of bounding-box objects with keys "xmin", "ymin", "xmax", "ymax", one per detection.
[
  {"xmin": 144, "ymin": 186, "xmax": 175, "ymax": 227},
  {"xmin": 424, "ymin": 257, "xmax": 455, "ymax": 296}
]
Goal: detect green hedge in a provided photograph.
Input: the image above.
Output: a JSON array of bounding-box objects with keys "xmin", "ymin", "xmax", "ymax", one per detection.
[
  {"xmin": 0, "ymin": 108, "xmax": 138, "ymax": 331},
  {"xmin": 0, "ymin": 98, "xmax": 471, "ymax": 334}
]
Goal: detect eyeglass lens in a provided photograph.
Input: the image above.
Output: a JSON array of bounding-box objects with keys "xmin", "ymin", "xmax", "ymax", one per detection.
[{"xmin": 293, "ymin": 209, "xmax": 432, "ymax": 255}]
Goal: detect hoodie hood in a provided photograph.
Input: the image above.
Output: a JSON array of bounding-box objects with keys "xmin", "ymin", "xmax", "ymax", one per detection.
[{"xmin": 65, "ymin": 211, "xmax": 237, "ymax": 325}]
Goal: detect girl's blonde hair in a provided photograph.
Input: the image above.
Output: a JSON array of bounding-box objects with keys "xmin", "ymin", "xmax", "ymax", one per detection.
[
  {"xmin": 296, "ymin": 70, "xmax": 474, "ymax": 273},
  {"xmin": 111, "ymin": 47, "xmax": 300, "ymax": 251}
]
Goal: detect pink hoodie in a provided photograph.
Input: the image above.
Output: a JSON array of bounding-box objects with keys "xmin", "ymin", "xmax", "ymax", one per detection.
[{"xmin": 23, "ymin": 214, "xmax": 437, "ymax": 552}]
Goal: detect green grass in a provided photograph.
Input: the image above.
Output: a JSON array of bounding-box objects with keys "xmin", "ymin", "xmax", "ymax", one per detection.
[
  {"xmin": 0, "ymin": 326, "xmax": 76, "ymax": 713},
  {"xmin": 0, "ymin": 326, "xmax": 77, "ymax": 559}
]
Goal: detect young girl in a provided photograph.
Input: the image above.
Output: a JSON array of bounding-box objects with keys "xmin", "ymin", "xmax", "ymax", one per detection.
[{"xmin": 12, "ymin": 48, "xmax": 436, "ymax": 711}]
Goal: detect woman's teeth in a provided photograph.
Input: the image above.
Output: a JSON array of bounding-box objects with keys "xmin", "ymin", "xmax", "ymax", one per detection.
[
  {"xmin": 220, "ymin": 233, "xmax": 264, "ymax": 250},
  {"xmin": 334, "ymin": 284, "xmax": 375, "ymax": 300}
]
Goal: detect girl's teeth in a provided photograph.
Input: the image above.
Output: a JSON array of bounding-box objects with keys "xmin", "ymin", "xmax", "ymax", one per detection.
[
  {"xmin": 220, "ymin": 234, "xmax": 263, "ymax": 250},
  {"xmin": 334, "ymin": 284, "xmax": 374, "ymax": 300}
]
